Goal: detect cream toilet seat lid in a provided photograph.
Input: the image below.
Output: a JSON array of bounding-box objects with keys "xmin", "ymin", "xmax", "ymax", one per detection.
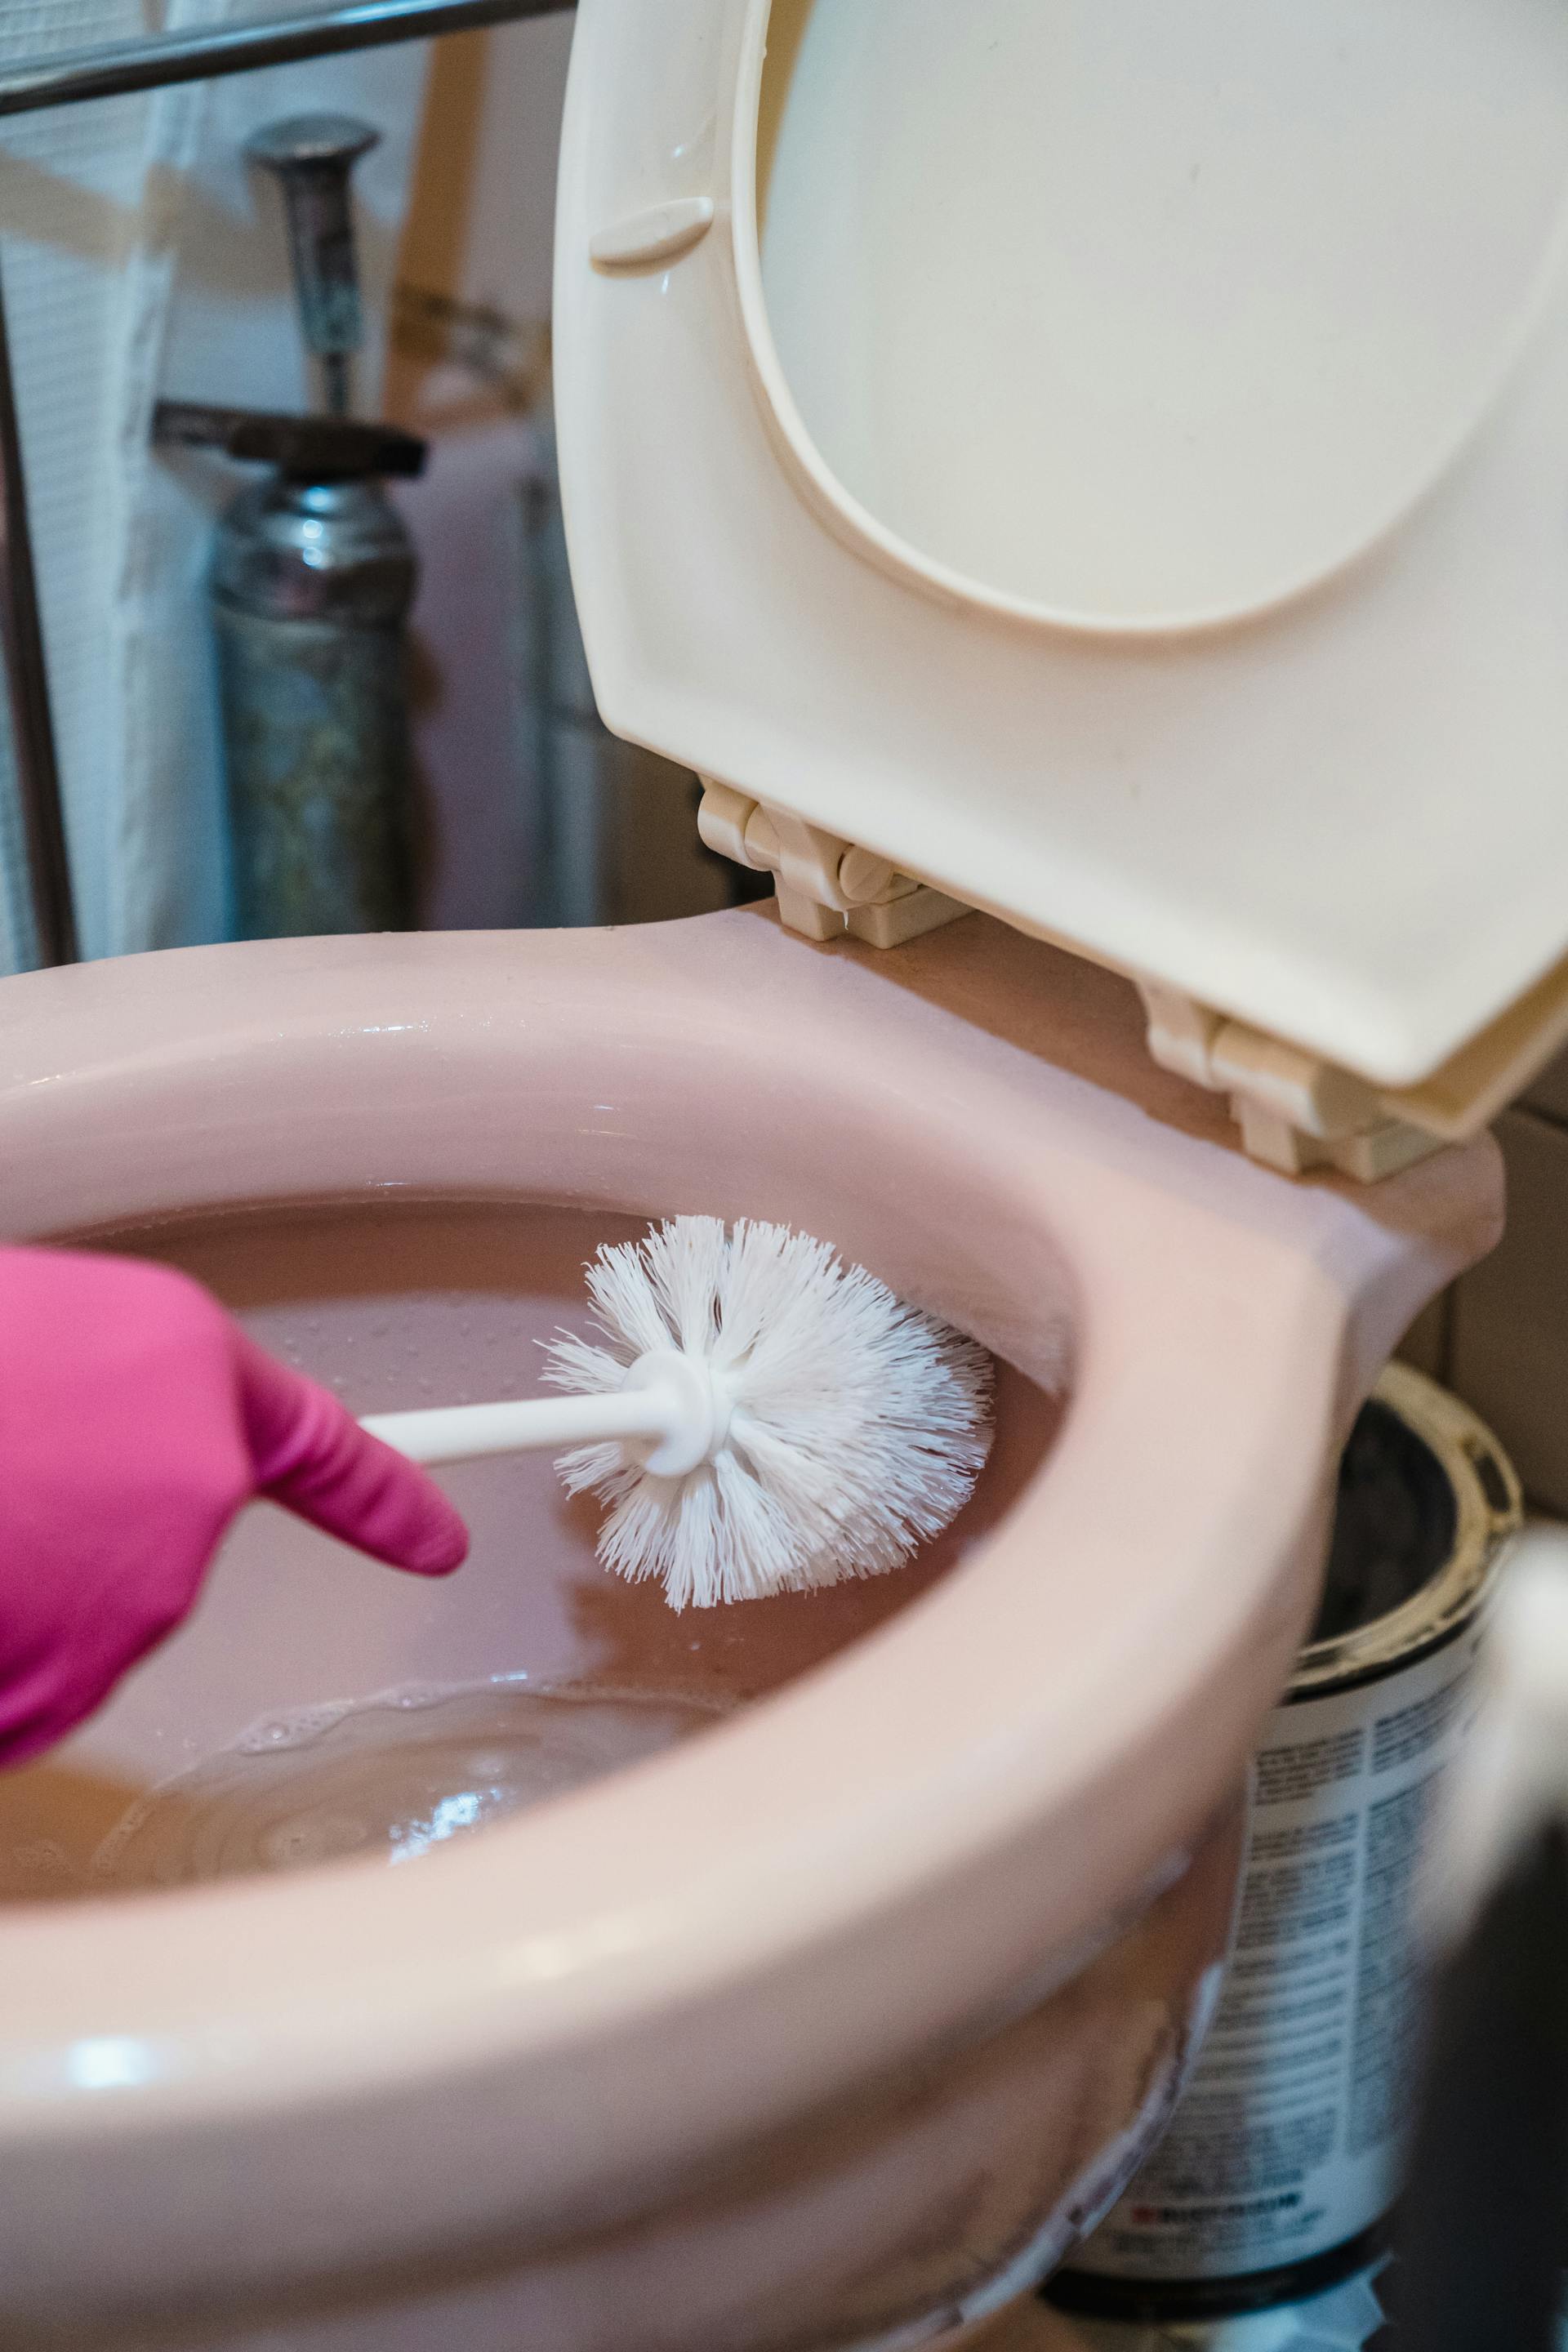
[
  {"xmin": 746, "ymin": 0, "xmax": 1568, "ymax": 636},
  {"xmin": 557, "ymin": 0, "xmax": 1568, "ymax": 1094}
]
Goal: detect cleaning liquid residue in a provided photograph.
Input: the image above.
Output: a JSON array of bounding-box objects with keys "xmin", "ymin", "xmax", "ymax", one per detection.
[{"xmin": 80, "ymin": 1679, "xmax": 724, "ymax": 1894}]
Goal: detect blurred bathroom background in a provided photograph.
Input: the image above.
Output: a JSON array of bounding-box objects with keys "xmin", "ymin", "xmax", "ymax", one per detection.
[
  {"xmin": 0, "ymin": 1, "xmax": 1562, "ymax": 1527},
  {"xmin": 0, "ymin": 1, "xmax": 756, "ymax": 982}
]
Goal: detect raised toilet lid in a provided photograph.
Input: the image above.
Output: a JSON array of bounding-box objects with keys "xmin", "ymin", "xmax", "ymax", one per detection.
[{"xmin": 555, "ymin": 0, "xmax": 1568, "ymax": 1111}]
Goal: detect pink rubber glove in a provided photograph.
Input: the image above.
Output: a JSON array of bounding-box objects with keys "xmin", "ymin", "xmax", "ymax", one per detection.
[{"xmin": 0, "ymin": 1245, "xmax": 468, "ymax": 1770}]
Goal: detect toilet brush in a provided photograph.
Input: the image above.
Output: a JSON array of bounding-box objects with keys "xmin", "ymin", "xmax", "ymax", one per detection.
[{"xmin": 360, "ymin": 1216, "xmax": 994, "ymax": 1609}]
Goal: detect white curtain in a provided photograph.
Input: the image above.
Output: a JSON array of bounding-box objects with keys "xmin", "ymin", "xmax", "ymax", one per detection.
[{"xmin": 0, "ymin": 0, "xmax": 429, "ymax": 970}]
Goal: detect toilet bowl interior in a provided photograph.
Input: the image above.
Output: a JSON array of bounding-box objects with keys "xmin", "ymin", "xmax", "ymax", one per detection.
[{"xmin": 0, "ymin": 1194, "xmax": 1061, "ymax": 1905}]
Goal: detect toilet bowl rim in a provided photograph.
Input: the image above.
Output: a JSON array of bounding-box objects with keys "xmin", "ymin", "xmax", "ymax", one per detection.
[{"xmin": 0, "ymin": 912, "xmax": 1335, "ymax": 2182}]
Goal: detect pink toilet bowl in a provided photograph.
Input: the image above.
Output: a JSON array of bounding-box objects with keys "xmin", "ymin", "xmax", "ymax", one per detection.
[{"xmin": 0, "ymin": 906, "xmax": 1499, "ymax": 2351}]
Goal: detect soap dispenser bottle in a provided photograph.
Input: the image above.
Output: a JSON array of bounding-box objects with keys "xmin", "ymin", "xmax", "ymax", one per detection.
[
  {"xmin": 156, "ymin": 113, "xmax": 428, "ymax": 939},
  {"xmin": 157, "ymin": 401, "xmax": 427, "ymax": 938}
]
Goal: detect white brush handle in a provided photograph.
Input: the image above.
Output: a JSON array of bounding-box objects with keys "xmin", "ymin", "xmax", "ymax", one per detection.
[
  {"xmin": 362, "ymin": 1390, "xmax": 664, "ymax": 1465},
  {"xmin": 360, "ymin": 1348, "xmax": 727, "ymax": 1477}
]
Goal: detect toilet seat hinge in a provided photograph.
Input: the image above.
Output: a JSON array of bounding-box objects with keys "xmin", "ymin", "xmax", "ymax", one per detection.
[
  {"xmin": 697, "ymin": 780, "xmax": 969, "ymax": 949},
  {"xmin": 1138, "ymin": 983, "xmax": 1444, "ymax": 1181}
]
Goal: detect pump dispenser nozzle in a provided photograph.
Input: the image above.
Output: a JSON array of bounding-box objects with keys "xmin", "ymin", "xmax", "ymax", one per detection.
[{"xmin": 247, "ymin": 113, "xmax": 380, "ymax": 417}]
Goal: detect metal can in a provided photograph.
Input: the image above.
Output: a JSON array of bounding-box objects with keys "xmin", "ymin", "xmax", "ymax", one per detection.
[
  {"xmin": 213, "ymin": 470, "xmax": 418, "ymax": 939},
  {"xmin": 1049, "ymin": 1364, "xmax": 1521, "ymax": 2327}
]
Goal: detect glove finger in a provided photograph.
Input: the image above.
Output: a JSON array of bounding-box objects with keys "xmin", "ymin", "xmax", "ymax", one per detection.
[{"xmin": 235, "ymin": 1337, "xmax": 469, "ymax": 1575}]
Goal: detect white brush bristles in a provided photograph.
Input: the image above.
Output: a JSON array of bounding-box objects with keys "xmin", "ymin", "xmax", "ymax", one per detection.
[{"xmin": 541, "ymin": 1218, "xmax": 994, "ymax": 1610}]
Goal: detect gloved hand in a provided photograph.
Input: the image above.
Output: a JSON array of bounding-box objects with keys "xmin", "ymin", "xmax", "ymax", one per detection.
[{"xmin": 0, "ymin": 1245, "xmax": 469, "ymax": 1770}]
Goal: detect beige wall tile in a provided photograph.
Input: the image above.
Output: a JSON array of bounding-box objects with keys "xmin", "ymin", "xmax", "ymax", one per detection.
[
  {"xmin": 1396, "ymin": 1294, "xmax": 1451, "ymax": 1380},
  {"xmin": 1525, "ymin": 1043, "xmax": 1568, "ymax": 1127},
  {"xmin": 1450, "ymin": 1107, "xmax": 1568, "ymax": 1513}
]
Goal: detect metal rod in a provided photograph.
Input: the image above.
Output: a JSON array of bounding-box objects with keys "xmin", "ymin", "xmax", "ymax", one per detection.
[
  {"xmin": 0, "ymin": 0, "xmax": 570, "ymax": 120},
  {"xmin": 0, "ymin": 270, "xmax": 75, "ymax": 966}
]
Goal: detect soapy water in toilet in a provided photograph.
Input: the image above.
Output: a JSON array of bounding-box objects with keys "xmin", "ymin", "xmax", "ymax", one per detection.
[{"xmin": 18, "ymin": 1680, "xmax": 725, "ymax": 1895}]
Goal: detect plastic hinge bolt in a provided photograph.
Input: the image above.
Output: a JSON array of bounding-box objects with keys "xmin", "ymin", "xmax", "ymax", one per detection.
[
  {"xmin": 1141, "ymin": 982, "xmax": 1445, "ymax": 1183},
  {"xmin": 1208, "ymin": 1023, "xmax": 1383, "ymax": 1142},
  {"xmin": 697, "ymin": 780, "xmax": 766, "ymax": 871},
  {"xmin": 696, "ymin": 780, "xmax": 971, "ymax": 950}
]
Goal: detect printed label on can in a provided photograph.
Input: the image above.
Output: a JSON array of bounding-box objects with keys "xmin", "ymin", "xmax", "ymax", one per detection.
[{"xmin": 1071, "ymin": 1620, "xmax": 1482, "ymax": 2283}]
